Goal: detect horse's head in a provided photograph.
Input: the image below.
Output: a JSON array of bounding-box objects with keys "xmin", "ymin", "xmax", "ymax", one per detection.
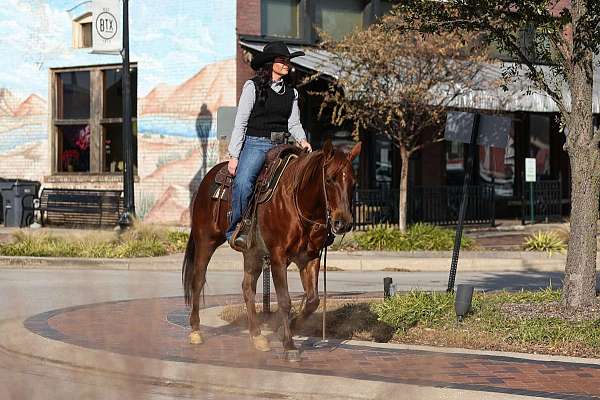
[{"xmin": 322, "ymin": 140, "xmax": 361, "ymax": 234}]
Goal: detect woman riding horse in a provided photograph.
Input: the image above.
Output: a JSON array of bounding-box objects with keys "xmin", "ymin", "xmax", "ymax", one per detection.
[
  {"xmin": 183, "ymin": 43, "xmax": 362, "ymax": 360},
  {"xmin": 226, "ymin": 41, "xmax": 312, "ymax": 251}
]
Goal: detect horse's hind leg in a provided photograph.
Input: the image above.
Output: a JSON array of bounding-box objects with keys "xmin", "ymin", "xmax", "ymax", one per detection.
[
  {"xmin": 243, "ymin": 254, "xmax": 270, "ymax": 351},
  {"xmin": 189, "ymin": 238, "xmax": 219, "ymax": 344}
]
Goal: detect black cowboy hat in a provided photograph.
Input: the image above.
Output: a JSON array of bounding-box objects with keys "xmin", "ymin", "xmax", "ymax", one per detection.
[{"xmin": 250, "ymin": 41, "xmax": 305, "ymax": 70}]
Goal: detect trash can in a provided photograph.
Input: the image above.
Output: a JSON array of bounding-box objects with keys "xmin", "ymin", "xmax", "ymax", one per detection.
[{"xmin": 0, "ymin": 180, "xmax": 41, "ymax": 227}]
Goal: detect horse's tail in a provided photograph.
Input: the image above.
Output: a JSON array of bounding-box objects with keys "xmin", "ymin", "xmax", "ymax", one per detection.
[{"xmin": 182, "ymin": 230, "xmax": 196, "ymax": 307}]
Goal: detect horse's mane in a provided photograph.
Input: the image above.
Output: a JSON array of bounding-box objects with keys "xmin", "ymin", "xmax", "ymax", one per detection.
[{"xmin": 292, "ymin": 149, "xmax": 326, "ymax": 191}]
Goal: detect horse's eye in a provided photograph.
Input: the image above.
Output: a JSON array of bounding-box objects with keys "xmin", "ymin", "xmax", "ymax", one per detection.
[{"xmin": 325, "ymin": 177, "xmax": 334, "ymax": 184}]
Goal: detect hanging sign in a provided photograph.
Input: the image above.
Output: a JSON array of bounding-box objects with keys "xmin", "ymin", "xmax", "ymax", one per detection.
[
  {"xmin": 92, "ymin": 0, "xmax": 122, "ymax": 54},
  {"xmin": 525, "ymin": 158, "xmax": 537, "ymax": 182}
]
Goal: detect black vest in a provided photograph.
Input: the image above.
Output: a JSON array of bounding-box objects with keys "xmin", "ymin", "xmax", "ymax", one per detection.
[{"xmin": 246, "ymin": 78, "xmax": 294, "ymax": 137}]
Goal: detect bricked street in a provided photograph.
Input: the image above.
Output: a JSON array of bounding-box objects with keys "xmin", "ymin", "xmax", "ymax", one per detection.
[{"xmin": 15, "ymin": 294, "xmax": 600, "ymax": 400}]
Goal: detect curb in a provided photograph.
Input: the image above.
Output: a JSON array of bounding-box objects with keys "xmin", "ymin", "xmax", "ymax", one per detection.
[{"xmin": 0, "ymin": 250, "xmax": 573, "ymax": 272}]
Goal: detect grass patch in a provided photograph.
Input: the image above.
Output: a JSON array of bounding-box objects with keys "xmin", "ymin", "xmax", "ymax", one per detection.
[
  {"xmin": 221, "ymin": 288, "xmax": 600, "ymax": 358},
  {"xmin": 333, "ymin": 223, "xmax": 474, "ymax": 251},
  {"xmin": 0, "ymin": 221, "xmax": 190, "ymax": 258}
]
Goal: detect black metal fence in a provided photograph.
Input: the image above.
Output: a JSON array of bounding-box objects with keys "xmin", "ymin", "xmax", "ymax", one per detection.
[
  {"xmin": 521, "ymin": 180, "xmax": 562, "ymax": 224},
  {"xmin": 409, "ymin": 185, "xmax": 495, "ymax": 226},
  {"xmin": 352, "ymin": 185, "xmax": 496, "ymax": 230}
]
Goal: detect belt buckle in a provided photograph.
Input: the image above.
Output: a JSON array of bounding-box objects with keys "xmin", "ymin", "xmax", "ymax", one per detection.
[{"xmin": 270, "ymin": 132, "xmax": 289, "ymax": 144}]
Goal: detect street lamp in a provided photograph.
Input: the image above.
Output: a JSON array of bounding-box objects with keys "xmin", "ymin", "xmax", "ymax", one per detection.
[{"xmin": 118, "ymin": 0, "xmax": 135, "ymax": 228}]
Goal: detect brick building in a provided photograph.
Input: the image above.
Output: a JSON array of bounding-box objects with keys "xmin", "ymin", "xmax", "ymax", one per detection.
[{"xmin": 234, "ymin": 0, "xmax": 598, "ymax": 224}]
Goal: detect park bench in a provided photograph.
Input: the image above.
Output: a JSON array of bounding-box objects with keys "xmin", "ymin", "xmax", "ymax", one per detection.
[{"xmin": 38, "ymin": 188, "xmax": 124, "ymax": 227}]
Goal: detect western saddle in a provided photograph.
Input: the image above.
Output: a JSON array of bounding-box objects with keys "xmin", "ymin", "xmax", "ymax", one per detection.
[{"xmin": 212, "ymin": 144, "xmax": 304, "ymax": 245}]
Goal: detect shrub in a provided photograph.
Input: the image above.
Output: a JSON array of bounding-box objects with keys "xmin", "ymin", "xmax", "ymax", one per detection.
[
  {"xmin": 372, "ymin": 291, "xmax": 454, "ymax": 331},
  {"xmin": 0, "ymin": 223, "xmax": 189, "ymax": 258},
  {"xmin": 353, "ymin": 223, "xmax": 473, "ymax": 251},
  {"xmin": 523, "ymin": 231, "xmax": 567, "ymax": 255}
]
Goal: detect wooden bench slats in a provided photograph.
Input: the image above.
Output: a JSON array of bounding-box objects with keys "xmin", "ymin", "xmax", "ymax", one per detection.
[{"xmin": 39, "ymin": 188, "xmax": 123, "ymax": 227}]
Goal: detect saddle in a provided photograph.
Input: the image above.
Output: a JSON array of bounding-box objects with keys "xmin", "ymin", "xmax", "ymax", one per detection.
[{"xmin": 211, "ymin": 144, "xmax": 303, "ymax": 224}]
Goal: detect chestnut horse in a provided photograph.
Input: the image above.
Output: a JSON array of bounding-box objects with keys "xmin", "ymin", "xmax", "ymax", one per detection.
[{"xmin": 182, "ymin": 140, "xmax": 361, "ymax": 358}]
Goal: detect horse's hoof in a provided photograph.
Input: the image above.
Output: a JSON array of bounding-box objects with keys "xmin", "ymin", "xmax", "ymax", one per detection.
[
  {"xmin": 189, "ymin": 330, "xmax": 203, "ymax": 345},
  {"xmin": 251, "ymin": 335, "xmax": 271, "ymax": 352},
  {"xmin": 284, "ymin": 349, "xmax": 301, "ymax": 362}
]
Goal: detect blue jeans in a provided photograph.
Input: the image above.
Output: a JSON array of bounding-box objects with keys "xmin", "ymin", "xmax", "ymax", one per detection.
[{"xmin": 226, "ymin": 136, "xmax": 275, "ymax": 241}]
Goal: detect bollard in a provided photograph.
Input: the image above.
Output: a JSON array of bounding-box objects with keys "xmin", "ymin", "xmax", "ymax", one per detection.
[{"xmin": 383, "ymin": 277, "xmax": 393, "ymax": 298}]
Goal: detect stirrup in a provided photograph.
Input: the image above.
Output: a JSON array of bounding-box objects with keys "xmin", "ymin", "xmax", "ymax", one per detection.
[{"xmin": 229, "ymin": 222, "xmax": 247, "ymax": 252}]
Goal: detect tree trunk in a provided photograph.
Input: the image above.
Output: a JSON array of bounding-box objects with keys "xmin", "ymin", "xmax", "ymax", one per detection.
[
  {"xmin": 562, "ymin": 1, "xmax": 600, "ymax": 307},
  {"xmin": 398, "ymin": 145, "xmax": 409, "ymax": 232},
  {"xmin": 563, "ymin": 148, "xmax": 600, "ymax": 307}
]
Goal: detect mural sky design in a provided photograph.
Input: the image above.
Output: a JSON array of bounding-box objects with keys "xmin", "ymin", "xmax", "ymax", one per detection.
[{"xmin": 0, "ymin": 0, "xmax": 236, "ymax": 99}]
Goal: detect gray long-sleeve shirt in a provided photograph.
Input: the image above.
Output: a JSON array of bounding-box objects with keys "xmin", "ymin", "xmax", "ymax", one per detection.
[{"xmin": 227, "ymin": 79, "xmax": 307, "ymax": 159}]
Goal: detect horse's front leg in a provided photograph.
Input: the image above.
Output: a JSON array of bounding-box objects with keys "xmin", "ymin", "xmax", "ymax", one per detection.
[
  {"xmin": 242, "ymin": 254, "xmax": 270, "ymax": 352},
  {"xmin": 291, "ymin": 257, "xmax": 320, "ymax": 330},
  {"xmin": 270, "ymin": 254, "xmax": 298, "ymax": 357}
]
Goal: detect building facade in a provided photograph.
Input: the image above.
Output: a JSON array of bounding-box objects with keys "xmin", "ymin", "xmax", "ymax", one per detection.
[
  {"xmin": 0, "ymin": 0, "xmax": 237, "ymax": 225},
  {"xmin": 236, "ymin": 0, "xmax": 598, "ymax": 224}
]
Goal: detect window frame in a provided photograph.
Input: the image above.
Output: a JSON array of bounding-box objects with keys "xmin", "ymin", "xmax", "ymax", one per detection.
[
  {"xmin": 259, "ymin": 0, "xmax": 389, "ymax": 44},
  {"xmin": 49, "ymin": 63, "xmax": 138, "ymax": 177},
  {"xmin": 72, "ymin": 12, "xmax": 93, "ymax": 49}
]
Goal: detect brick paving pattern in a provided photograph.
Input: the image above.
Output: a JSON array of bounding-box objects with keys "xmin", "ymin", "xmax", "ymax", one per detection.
[{"xmin": 24, "ymin": 295, "xmax": 600, "ymax": 399}]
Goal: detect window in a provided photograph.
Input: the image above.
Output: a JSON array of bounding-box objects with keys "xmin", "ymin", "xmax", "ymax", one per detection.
[
  {"xmin": 528, "ymin": 114, "xmax": 551, "ymax": 179},
  {"xmin": 259, "ymin": 0, "xmax": 387, "ymax": 42},
  {"xmin": 262, "ymin": 0, "xmax": 300, "ymax": 38},
  {"xmin": 72, "ymin": 13, "xmax": 93, "ymax": 49},
  {"xmin": 51, "ymin": 65, "xmax": 137, "ymax": 175},
  {"xmin": 316, "ymin": 0, "xmax": 366, "ymax": 41}
]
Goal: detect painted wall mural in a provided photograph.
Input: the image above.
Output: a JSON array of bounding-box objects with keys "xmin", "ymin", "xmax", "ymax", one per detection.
[{"xmin": 0, "ymin": 0, "xmax": 236, "ymax": 225}]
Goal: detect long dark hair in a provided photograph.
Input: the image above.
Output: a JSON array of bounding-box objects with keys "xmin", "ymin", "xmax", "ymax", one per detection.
[{"xmin": 254, "ymin": 62, "xmax": 296, "ymax": 106}]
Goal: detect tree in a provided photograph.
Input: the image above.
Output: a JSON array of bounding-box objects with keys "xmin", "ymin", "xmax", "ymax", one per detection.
[
  {"xmin": 311, "ymin": 15, "xmax": 488, "ymax": 231},
  {"xmin": 393, "ymin": 0, "xmax": 600, "ymax": 307}
]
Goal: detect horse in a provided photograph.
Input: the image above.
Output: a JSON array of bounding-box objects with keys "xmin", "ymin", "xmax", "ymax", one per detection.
[{"xmin": 182, "ymin": 140, "xmax": 361, "ymax": 359}]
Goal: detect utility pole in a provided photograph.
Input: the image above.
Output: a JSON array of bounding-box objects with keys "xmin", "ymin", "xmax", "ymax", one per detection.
[{"xmin": 118, "ymin": 0, "xmax": 135, "ymax": 227}]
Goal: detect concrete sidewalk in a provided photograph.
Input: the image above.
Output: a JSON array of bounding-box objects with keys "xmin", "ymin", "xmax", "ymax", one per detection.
[{"xmin": 0, "ymin": 245, "xmax": 576, "ymax": 272}]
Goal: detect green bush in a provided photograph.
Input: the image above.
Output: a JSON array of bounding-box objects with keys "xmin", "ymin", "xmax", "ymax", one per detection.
[
  {"xmin": 523, "ymin": 231, "xmax": 567, "ymax": 254},
  {"xmin": 0, "ymin": 224, "xmax": 190, "ymax": 258},
  {"xmin": 353, "ymin": 223, "xmax": 473, "ymax": 251},
  {"xmin": 372, "ymin": 291, "xmax": 454, "ymax": 331}
]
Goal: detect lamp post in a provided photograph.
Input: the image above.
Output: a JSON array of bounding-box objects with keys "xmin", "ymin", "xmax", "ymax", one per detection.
[{"xmin": 118, "ymin": 0, "xmax": 135, "ymax": 227}]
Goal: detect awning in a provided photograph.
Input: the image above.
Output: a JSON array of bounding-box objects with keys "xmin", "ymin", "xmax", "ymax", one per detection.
[{"xmin": 240, "ymin": 39, "xmax": 600, "ymax": 114}]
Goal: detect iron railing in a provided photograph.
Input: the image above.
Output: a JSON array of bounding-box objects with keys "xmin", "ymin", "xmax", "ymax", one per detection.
[
  {"xmin": 352, "ymin": 185, "xmax": 496, "ymax": 230},
  {"xmin": 521, "ymin": 180, "xmax": 562, "ymax": 224},
  {"xmin": 408, "ymin": 185, "xmax": 495, "ymax": 227}
]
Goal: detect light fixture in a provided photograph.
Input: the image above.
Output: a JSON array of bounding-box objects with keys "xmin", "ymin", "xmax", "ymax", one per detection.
[{"xmin": 455, "ymin": 284, "xmax": 474, "ymax": 322}]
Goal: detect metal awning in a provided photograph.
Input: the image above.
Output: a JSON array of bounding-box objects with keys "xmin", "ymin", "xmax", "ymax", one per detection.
[{"xmin": 240, "ymin": 39, "xmax": 600, "ymax": 114}]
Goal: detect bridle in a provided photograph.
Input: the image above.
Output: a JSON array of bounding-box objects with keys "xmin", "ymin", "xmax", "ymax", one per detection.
[{"xmin": 292, "ymin": 152, "xmax": 353, "ymax": 236}]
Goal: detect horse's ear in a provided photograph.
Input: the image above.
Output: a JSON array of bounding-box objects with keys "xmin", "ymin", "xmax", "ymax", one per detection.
[
  {"xmin": 347, "ymin": 141, "xmax": 362, "ymax": 161},
  {"xmin": 323, "ymin": 139, "xmax": 334, "ymax": 159}
]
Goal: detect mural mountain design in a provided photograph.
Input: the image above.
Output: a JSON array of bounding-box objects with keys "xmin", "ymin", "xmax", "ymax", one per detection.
[
  {"xmin": 14, "ymin": 94, "xmax": 47, "ymax": 117},
  {"xmin": 0, "ymin": 89, "xmax": 47, "ymax": 118},
  {"xmin": 139, "ymin": 58, "xmax": 235, "ymax": 116},
  {"xmin": 0, "ymin": 88, "xmax": 20, "ymax": 117}
]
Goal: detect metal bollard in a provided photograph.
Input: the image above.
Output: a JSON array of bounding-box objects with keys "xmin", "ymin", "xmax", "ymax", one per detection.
[{"xmin": 383, "ymin": 277, "xmax": 393, "ymax": 298}]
